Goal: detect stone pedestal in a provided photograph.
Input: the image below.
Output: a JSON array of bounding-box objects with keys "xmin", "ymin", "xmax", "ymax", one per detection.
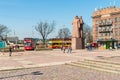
[{"xmin": 72, "ymin": 38, "xmax": 84, "ymax": 49}]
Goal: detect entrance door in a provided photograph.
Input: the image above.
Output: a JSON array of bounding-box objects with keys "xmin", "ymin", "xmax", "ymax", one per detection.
[{"xmin": 106, "ymin": 41, "xmax": 110, "ymax": 49}]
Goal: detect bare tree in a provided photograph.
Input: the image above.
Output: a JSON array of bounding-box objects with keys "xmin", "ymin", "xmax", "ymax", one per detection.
[
  {"xmin": 57, "ymin": 28, "xmax": 71, "ymax": 38},
  {"xmin": 83, "ymin": 23, "xmax": 93, "ymax": 43},
  {"xmin": 35, "ymin": 21, "xmax": 55, "ymax": 45},
  {"xmin": 0, "ymin": 24, "xmax": 9, "ymax": 36},
  {"xmin": 0, "ymin": 24, "xmax": 10, "ymax": 40}
]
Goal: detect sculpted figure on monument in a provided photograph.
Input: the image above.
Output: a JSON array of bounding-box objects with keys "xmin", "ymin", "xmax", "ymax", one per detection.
[
  {"xmin": 72, "ymin": 16, "xmax": 84, "ymax": 38},
  {"xmin": 79, "ymin": 16, "xmax": 84, "ymax": 38}
]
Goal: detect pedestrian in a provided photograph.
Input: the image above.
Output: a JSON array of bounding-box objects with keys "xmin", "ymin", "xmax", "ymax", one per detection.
[
  {"xmin": 89, "ymin": 44, "xmax": 92, "ymax": 51},
  {"xmin": 16, "ymin": 45, "xmax": 19, "ymax": 52},
  {"xmin": 17, "ymin": 45, "xmax": 19, "ymax": 49},
  {"xmin": 61, "ymin": 45, "xmax": 63, "ymax": 51},
  {"xmin": 69, "ymin": 46, "xmax": 72, "ymax": 53},
  {"xmin": 63, "ymin": 46, "xmax": 66, "ymax": 53},
  {"xmin": 67, "ymin": 46, "xmax": 72, "ymax": 53},
  {"xmin": 9, "ymin": 46, "xmax": 13, "ymax": 56}
]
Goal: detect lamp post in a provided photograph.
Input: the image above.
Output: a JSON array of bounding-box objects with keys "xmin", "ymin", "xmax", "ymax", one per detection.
[
  {"xmin": 61, "ymin": 25, "xmax": 65, "ymax": 46},
  {"xmin": 32, "ymin": 26, "xmax": 35, "ymax": 38}
]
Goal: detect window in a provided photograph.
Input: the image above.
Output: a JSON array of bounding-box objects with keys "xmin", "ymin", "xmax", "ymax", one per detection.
[
  {"xmin": 118, "ymin": 17, "xmax": 120, "ymax": 22},
  {"xmin": 96, "ymin": 20, "xmax": 99, "ymax": 25},
  {"xmin": 109, "ymin": 18, "xmax": 112, "ymax": 24},
  {"xmin": 114, "ymin": 17, "xmax": 118, "ymax": 22},
  {"xmin": 103, "ymin": 19, "xmax": 105, "ymax": 24},
  {"xmin": 108, "ymin": 33, "xmax": 110, "ymax": 36},
  {"xmin": 115, "ymin": 31, "xmax": 118, "ymax": 36},
  {"xmin": 118, "ymin": 24, "xmax": 120, "ymax": 28},
  {"xmin": 114, "ymin": 24, "xmax": 117, "ymax": 28},
  {"xmin": 103, "ymin": 33, "xmax": 105, "ymax": 36},
  {"xmin": 105, "ymin": 33, "xmax": 107, "ymax": 36}
]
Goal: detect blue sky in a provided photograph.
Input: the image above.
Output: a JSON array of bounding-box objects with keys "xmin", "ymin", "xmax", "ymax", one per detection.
[{"xmin": 0, "ymin": 0, "xmax": 120, "ymax": 39}]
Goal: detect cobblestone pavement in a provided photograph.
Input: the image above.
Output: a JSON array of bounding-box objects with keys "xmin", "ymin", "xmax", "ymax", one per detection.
[
  {"xmin": 0, "ymin": 49, "xmax": 120, "ymax": 80},
  {"xmin": 0, "ymin": 64, "xmax": 120, "ymax": 80}
]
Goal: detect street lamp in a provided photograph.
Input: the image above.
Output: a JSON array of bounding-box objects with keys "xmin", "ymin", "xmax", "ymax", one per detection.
[
  {"xmin": 61, "ymin": 25, "xmax": 66, "ymax": 46},
  {"xmin": 32, "ymin": 26, "xmax": 35, "ymax": 38}
]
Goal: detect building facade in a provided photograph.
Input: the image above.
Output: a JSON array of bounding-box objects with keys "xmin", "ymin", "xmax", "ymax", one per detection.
[
  {"xmin": 92, "ymin": 6, "xmax": 120, "ymax": 45},
  {"xmin": 7, "ymin": 36, "xmax": 19, "ymax": 44}
]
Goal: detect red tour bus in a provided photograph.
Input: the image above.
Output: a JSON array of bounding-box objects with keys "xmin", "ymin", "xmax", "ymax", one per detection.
[{"xmin": 24, "ymin": 38, "xmax": 36, "ymax": 50}]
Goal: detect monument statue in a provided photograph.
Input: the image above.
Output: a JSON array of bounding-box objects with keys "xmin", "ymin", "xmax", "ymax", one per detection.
[{"xmin": 72, "ymin": 16, "xmax": 84, "ymax": 49}]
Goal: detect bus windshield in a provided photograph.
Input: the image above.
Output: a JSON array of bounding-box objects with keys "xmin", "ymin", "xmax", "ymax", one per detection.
[{"xmin": 24, "ymin": 42, "xmax": 32, "ymax": 46}]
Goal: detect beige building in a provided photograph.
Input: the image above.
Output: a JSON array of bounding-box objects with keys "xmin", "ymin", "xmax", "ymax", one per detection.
[{"xmin": 92, "ymin": 6, "xmax": 120, "ymax": 45}]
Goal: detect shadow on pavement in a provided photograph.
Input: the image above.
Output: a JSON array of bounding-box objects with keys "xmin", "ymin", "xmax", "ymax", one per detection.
[{"xmin": 0, "ymin": 71, "xmax": 43, "ymax": 79}]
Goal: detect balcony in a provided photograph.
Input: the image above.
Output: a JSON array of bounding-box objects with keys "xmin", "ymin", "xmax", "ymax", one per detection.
[
  {"xmin": 99, "ymin": 28, "xmax": 113, "ymax": 33},
  {"xmin": 99, "ymin": 22, "xmax": 112, "ymax": 27}
]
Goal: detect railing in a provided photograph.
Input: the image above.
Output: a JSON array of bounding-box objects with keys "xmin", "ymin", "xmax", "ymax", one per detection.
[
  {"xmin": 99, "ymin": 28, "xmax": 113, "ymax": 33},
  {"xmin": 99, "ymin": 22, "xmax": 112, "ymax": 27}
]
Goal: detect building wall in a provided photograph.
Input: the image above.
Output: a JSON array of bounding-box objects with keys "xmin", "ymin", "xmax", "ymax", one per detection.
[
  {"xmin": 92, "ymin": 6, "xmax": 120, "ymax": 43},
  {"xmin": 7, "ymin": 36, "xmax": 19, "ymax": 44}
]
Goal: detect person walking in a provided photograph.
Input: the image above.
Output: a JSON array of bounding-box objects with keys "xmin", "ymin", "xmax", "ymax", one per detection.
[
  {"xmin": 67, "ymin": 46, "xmax": 72, "ymax": 53},
  {"xmin": 63, "ymin": 46, "xmax": 66, "ymax": 53},
  {"xmin": 9, "ymin": 46, "xmax": 13, "ymax": 56},
  {"xmin": 61, "ymin": 45, "xmax": 63, "ymax": 51}
]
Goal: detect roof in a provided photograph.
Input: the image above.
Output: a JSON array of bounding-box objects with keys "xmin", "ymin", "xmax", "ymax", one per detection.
[{"xmin": 92, "ymin": 6, "xmax": 120, "ymax": 18}]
